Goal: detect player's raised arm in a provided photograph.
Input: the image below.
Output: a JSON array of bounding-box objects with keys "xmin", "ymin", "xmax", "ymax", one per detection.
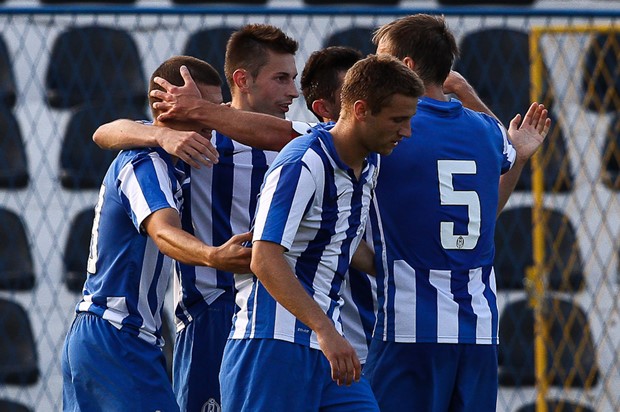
[
  {"xmin": 443, "ymin": 70, "xmax": 499, "ymax": 121},
  {"xmin": 93, "ymin": 119, "xmax": 219, "ymax": 169},
  {"xmin": 151, "ymin": 65, "xmax": 302, "ymax": 151}
]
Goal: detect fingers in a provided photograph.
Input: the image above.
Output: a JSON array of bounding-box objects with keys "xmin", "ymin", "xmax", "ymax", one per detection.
[
  {"xmin": 180, "ymin": 65, "xmax": 195, "ymax": 87},
  {"xmin": 232, "ymin": 231, "xmax": 253, "ymax": 244},
  {"xmin": 153, "ymin": 76, "xmax": 173, "ymax": 92}
]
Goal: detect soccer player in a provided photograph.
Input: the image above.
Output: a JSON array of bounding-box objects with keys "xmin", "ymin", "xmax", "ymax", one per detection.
[
  {"xmin": 93, "ymin": 24, "xmax": 308, "ymax": 411},
  {"xmin": 219, "ymin": 54, "xmax": 425, "ymax": 412},
  {"xmin": 300, "ymin": 46, "xmax": 377, "ymax": 365},
  {"xmin": 61, "ymin": 56, "xmax": 252, "ymax": 412},
  {"xmin": 362, "ymin": 14, "xmax": 551, "ymax": 412}
]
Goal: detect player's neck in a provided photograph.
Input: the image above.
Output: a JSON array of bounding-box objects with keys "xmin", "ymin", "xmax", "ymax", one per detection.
[
  {"xmin": 330, "ymin": 122, "xmax": 366, "ymax": 178},
  {"xmin": 424, "ymin": 84, "xmax": 450, "ymax": 102}
]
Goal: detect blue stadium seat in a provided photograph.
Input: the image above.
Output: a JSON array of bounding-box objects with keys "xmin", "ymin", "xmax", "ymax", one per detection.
[
  {"xmin": 323, "ymin": 27, "xmax": 376, "ymax": 57},
  {"xmin": 498, "ymin": 297, "xmax": 599, "ymax": 388},
  {"xmin": 516, "ymin": 400, "xmax": 594, "ymax": 412},
  {"xmin": 0, "ymin": 208, "xmax": 34, "ymax": 291},
  {"xmin": 45, "ymin": 25, "xmax": 146, "ymax": 109},
  {"xmin": 173, "ymin": 0, "xmax": 266, "ymax": 3},
  {"xmin": 438, "ymin": 0, "xmax": 535, "ymax": 4},
  {"xmin": 0, "ymin": 399, "xmax": 32, "ymax": 412},
  {"xmin": 41, "ymin": 0, "xmax": 135, "ymax": 3},
  {"xmin": 0, "ymin": 107, "xmax": 29, "ymax": 189},
  {"xmin": 59, "ymin": 102, "xmax": 148, "ymax": 190},
  {"xmin": 602, "ymin": 114, "xmax": 620, "ymax": 190},
  {"xmin": 305, "ymin": 0, "xmax": 399, "ymax": 5},
  {"xmin": 454, "ymin": 27, "xmax": 574, "ymax": 193},
  {"xmin": 0, "ymin": 35, "xmax": 17, "ymax": 108},
  {"xmin": 582, "ymin": 32, "xmax": 620, "ymax": 113},
  {"xmin": 183, "ymin": 26, "xmax": 238, "ymax": 104},
  {"xmin": 494, "ymin": 206, "xmax": 584, "ymax": 292},
  {"xmin": 63, "ymin": 208, "xmax": 94, "ymax": 293},
  {"xmin": 0, "ymin": 298, "xmax": 39, "ymax": 385}
]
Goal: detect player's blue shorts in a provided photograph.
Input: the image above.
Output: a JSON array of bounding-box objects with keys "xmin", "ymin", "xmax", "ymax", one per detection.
[
  {"xmin": 363, "ymin": 341, "xmax": 498, "ymax": 412},
  {"xmin": 220, "ymin": 338, "xmax": 379, "ymax": 412},
  {"xmin": 173, "ymin": 292, "xmax": 234, "ymax": 412},
  {"xmin": 62, "ymin": 312, "xmax": 179, "ymax": 412}
]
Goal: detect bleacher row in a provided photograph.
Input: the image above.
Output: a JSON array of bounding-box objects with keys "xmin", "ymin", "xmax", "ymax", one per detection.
[
  {"xmin": 0, "ymin": 0, "xmax": 541, "ymax": 6},
  {"xmin": 0, "ymin": 16, "xmax": 618, "ymax": 412}
]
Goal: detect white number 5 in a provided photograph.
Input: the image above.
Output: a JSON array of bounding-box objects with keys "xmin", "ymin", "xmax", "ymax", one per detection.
[{"xmin": 437, "ymin": 160, "xmax": 480, "ymax": 250}]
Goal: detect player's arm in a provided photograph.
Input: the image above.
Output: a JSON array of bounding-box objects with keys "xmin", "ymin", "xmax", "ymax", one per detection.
[
  {"xmin": 251, "ymin": 240, "xmax": 361, "ymax": 386},
  {"xmin": 142, "ymin": 207, "xmax": 252, "ymax": 273},
  {"xmin": 498, "ymin": 102, "xmax": 551, "ymax": 214},
  {"xmin": 350, "ymin": 240, "xmax": 375, "ymax": 276},
  {"xmin": 150, "ymin": 65, "xmax": 301, "ymax": 151},
  {"xmin": 443, "ymin": 70, "xmax": 498, "ymax": 121},
  {"xmin": 93, "ymin": 120, "xmax": 219, "ymax": 169}
]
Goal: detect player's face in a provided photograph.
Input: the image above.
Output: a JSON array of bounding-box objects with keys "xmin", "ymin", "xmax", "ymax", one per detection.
[
  {"xmin": 194, "ymin": 83, "xmax": 223, "ymax": 136},
  {"xmin": 246, "ymin": 50, "xmax": 299, "ymax": 119},
  {"xmin": 362, "ymin": 93, "xmax": 417, "ymax": 156}
]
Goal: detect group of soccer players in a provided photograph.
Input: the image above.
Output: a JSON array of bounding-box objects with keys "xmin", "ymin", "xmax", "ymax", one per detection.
[{"xmin": 61, "ymin": 14, "xmax": 550, "ymax": 412}]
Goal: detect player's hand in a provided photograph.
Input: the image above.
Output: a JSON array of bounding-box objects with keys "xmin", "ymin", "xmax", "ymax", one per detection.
[
  {"xmin": 316, "ymin": 327, "xmax": 361, "ymax": 386},
  {"xmin": 150, "ymin": 65, "xmax": 203, "ymax": 122},
  {"xmin": 156, "ymin": 127, "xmax": 219, "ymax": 169},
  {"xmin": 212, "ymin": 231, "xmax": 253, "ymax": 274},
  {"xmin": 508, "ymin": 102, "xmax": 551, "ymax": 163},
  {"xmin": 443, "ymin": 70, "xmax": 469, "ymax": 95}
]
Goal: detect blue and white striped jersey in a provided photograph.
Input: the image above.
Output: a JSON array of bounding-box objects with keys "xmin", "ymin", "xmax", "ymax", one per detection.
[
  {"xmin": 174, "ymin": 121, "xmax": 312, "ymax": 331},
  {"xmin": 77, "ymin": 148, "xmax": 187, "ymax": 347},
  {"xmin": 230, "ymin": 125, "xmax": 379, "ymax": 349},
  {"xmin": 372, "ymin": 97, "xmax": 515, "ymax": 345}
]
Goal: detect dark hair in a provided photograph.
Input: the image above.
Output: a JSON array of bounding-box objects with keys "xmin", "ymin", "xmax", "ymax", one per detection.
[
  {"xmin": 301, "ymin": 46, "xmax": 363, "ymax": 121},
  {"xmin": 373, "ymin": 14, "xmax": 459, "ymax": 86},
  {"xmin": 341, "ymin": 54, "xmax": 425, "ymax": 117},
  {"xmin": 149, "ymin": 55, "xmax": 221, "ymax": 115},
  {"xmin": 224, "ymin": 24, "xmax": 298, "ymax": 89}
]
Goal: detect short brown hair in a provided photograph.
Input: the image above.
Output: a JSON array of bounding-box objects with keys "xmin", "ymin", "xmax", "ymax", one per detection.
[
  {"xmin": 340, "ymin": 54, "xmax": 425, "ymax": 117},
  {"xmin": 373, "ymin": 14, "xmax": 458, "ymax": 86},
  {"xmin": 301, "ymin": 46, "xmax": 363, "ymax": 121},
  {"xmin": 149, "ymin": 55, "xmax": 221, "ymax": 116},
  {"xmin": 224, "ymin": 24, "xmax": 298, "ymax": 89}
]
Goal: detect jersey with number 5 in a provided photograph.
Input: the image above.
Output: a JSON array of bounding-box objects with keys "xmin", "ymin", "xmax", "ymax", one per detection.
[{"xmin": 371, "ymin": 97, "xmax": 515, "ymax": 344}]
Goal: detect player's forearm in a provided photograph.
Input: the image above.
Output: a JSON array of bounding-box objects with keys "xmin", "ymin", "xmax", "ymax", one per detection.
[
  {"xmin": 151, "ymin": 224, "xmax": 219, "ymax": 267},
  {"xmin": 498, "ymin": 159, "xmax": 526, "ymax": 215},
  {"xmin": 251, "ymin": 242, "xmax": 336, "ymax": 335},
  {"xmin": 190, "ymin": 103, "xmax": 295, "ymax": 151},
  {"xmin": 350, "ymin": 240, "xmax": 376, "ymax": 276},
  {"xmin": 93, "ymin": 119, "xmax": 160, "ymax": 150}
]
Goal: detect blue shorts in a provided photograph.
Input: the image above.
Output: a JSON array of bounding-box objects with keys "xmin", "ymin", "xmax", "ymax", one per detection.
[
  {"xmin": 62, "ymin": 312, "xmax": 178, "ymax": 412},
  {"xmin": 220, "ymin": 338, "xmax": 378, "ymax": 412},
  {"xmin": 173, "ymin": 293, "xmax": 234, "ymax": 412},
  {"xmin": 363, "ymin": 341, "xmax": 498, "ymax": 412}
]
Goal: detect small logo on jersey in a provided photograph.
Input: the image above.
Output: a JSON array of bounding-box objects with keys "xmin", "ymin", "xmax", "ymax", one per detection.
[
  {"xmin": 201, "ymin": 399, "xmax": 221, "ymax": 412},
  {"xmin": 456, "ymin": 236, "xmax": 465, "ymax": 249},
  {"xmin": 297, "ymin": 327, "xmax": 310, "ymax": 334}
]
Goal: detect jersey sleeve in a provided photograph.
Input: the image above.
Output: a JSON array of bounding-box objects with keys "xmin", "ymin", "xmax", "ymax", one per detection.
[
  {"xmin": 290, "ymin": 121, "xmax": 315, "ymax": 137},
  {"xmin": 116, "ymin": 152, "xmax": 179, "ymax": 232},
  {"xmin": 497, "ymin": 121, "xmax": 516, "ymax": 174},
  {"xmin": 252, "ymin": 160, "xmax": 315, "ymax": 251}
]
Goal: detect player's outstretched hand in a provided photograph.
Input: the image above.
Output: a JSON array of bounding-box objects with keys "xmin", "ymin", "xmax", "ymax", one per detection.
[
  {"xmin": 150, "ymin": 65, "xmax": 202, "ymax": 122},
  {"xmin": 508, "ymin": 102, "xmax": 552, "ymax": 162},
  {"xmin": 212, "ymin": 231, "xmax": 253, "ymax": 274},
  {"xmin": 317, "ymin": 327, "xmax": 361, "ymax": 387}
]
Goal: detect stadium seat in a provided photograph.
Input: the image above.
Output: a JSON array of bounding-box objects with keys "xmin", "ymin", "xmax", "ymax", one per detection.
[
  {"xmin": 183, "ymin": 26, "xmax": 238, "ymax": 104},
  {"xmin": 0, "ymin": 399, "xmax": 32, "ymax": 412},
  {"xmin": 323, "ymin": 27, "xmax": 376, "ymax": 57},
  {"xmin": 498, "ymin": 297, "xmax": 599, "ymax": 388},
  {"xmin": 0, "ymin": 107, "xmax": 29, "ymax": 189},
  {"xmin": 172, "ymin": 0, "xmax": 266, "ymax": 3},
  {"xmin": 516, "ymin": 399, "xmax": 594, "ymax": 412},
  {"xmin": 494, "ymin": 206, "xmax": 584, "ymax": 292},
  {"xmin": 602, "ymin": 114, "xmax": 620, "ymax": 190},
  {"xmin": 454, "ymin": 27, "xmax": 574, "ymax": 192},
  {"xmin": 0, "ymin": 35, "xmax": 16, "ymax": 108},
  {"xmin": 0, "ymin": 208, "xmax": 35, "ymax": 291},
  {"xmin": 41, "ymin": 0, "xmax": 135, "ymax": 3},
  {"xmin": 45, "ymin": 25, "xmax": 146, "ymax": 109},
  {"xmin": 59, "ymin": 102, "xmax": 148, "ymax": 190},
  {"xmin": 63, "ymin": 208, "xmax": 94, "ymax": 293},
  {"xmin": 0, "ymin": 298, "xmax": 39, "ymax": 385},
  {"xmin": 582, "ymin": 32, "xmax": 620, "ymax": 113}
]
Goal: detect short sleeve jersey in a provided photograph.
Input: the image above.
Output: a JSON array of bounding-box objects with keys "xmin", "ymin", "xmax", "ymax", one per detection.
[
  {"xmin": 372, "ymin": 97, "xmax": 516, "ymax": 345},
  {"xmin": 77, "ymin": 148, "xmax": 187, "ymax": 346},
  {"xmin": 230, "ymin": 125, "xmax": 379, "ymax": 349},
  {"xmin": 174, "ymin": 121, "xmax": 312, "ymax": 330}
]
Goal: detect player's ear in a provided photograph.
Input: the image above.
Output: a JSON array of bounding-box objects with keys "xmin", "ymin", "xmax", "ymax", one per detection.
[
  {"xmin": 402, "ymin": 56, "xmax": 416, "ymax": 71},
  {"xmin": 353, "ymin": 100, "xmax": 368, "ymax": 120},
  {"xmin": 232, "ymin": 69, "xmax": 249, "ymax": 92},
  {"xmin": 311, "ymin": 99, "xmax": 332, "ymax": 121}
]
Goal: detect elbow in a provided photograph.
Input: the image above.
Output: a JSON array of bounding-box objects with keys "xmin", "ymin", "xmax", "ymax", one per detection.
[{"xmin": 92, "ymin": 127, "xmax": 105, "ymax": 148}]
